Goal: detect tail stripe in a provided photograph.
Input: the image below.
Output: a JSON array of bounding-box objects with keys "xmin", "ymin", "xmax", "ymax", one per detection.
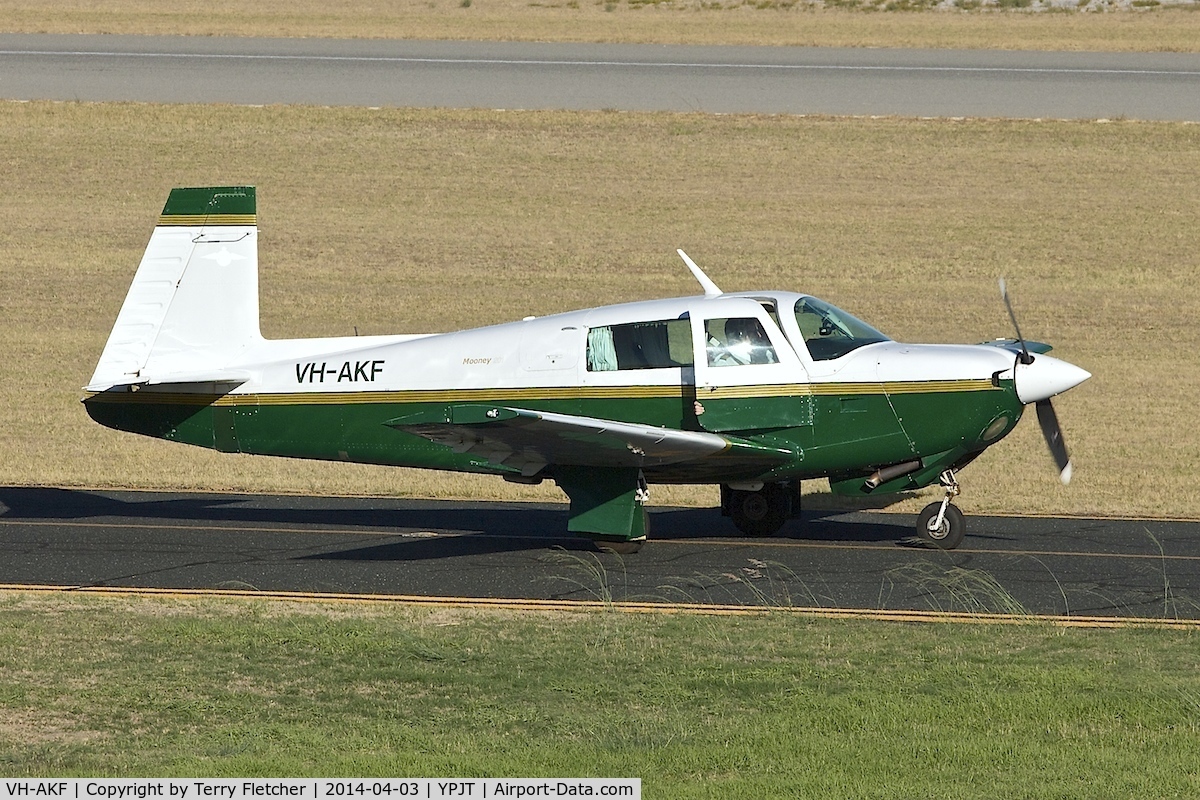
[{"xmin": 158, "ymin": 214, "xmax": 257, "ymax": 227}]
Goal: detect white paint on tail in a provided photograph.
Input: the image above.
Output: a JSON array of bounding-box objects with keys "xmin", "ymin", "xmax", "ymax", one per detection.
[{"xmin": 87, "ymin": 223, "xmax": 262, "ymax": 391}]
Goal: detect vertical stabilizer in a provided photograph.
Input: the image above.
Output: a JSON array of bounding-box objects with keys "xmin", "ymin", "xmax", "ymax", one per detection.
[{"xmin": 87, "ymin": 186, "xmax": 262, "ymax": 391}]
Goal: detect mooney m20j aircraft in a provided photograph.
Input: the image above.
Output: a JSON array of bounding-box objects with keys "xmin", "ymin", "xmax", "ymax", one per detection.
[{"xmin": 85, "ymin": 187, "xmax": 1090, "ymax": 552}]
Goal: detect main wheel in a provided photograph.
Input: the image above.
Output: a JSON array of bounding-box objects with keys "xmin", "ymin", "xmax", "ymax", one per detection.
[
  {"xmin": 593, "ymin": 508, "xmax": 649, "ymax": 554},
  {"xmin": 729, "ymin": 484, "xmax": 790, "ymax": 537},
  {"xmin": 915, "ymin": 502, "xmax": 966, "ymax": 550},
  {"xmin": 595, "ymin": 538, "xmax": 645, "ymax": 555}
]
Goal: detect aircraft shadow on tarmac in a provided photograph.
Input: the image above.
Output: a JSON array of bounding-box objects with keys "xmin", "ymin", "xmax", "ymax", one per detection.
[
  {"xmin": 302, "ymin": 510, "xmax": 912, "ymax": 563},
  {"xmin": 0, "ymin": 486, "xmax": 913, "ymax": 561}
]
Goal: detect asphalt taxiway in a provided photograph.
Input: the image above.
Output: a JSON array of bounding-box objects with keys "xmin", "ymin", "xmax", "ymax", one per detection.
[{"xmin": 2, "ymin": 487, "xmax": 1197, "ymax": 622}]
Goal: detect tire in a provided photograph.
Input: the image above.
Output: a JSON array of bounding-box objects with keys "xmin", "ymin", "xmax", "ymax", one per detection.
[
  {"xmin": 593, "ymin": 508, "xmax": 649, "ymax": 554},
  {"xmin": 915, "ymin": 502, "xmax": 966, "ymax": 550},
  {"xmin": 595, "ymin": 538, "xmax": 645, "ymax": 555},
  {"xmin": 730, "ymin": 484, "xmax": 790, "ymax": 537}
]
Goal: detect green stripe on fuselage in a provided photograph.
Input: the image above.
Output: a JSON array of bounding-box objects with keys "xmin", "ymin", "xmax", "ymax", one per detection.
[{"xmin": 83, "ymin": 379, "xmax": 1020, "ymax": 487}]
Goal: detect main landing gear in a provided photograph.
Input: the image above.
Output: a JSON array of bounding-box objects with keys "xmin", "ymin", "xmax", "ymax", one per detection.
[
  {"xmin": 593, "ymin": 507, "xmax": 649, "ymax": 555},
  {"xmin": 721, "ymin": 481, "xmax": 798, "ymax": 537},
  {"xmin": 915, "ymin": 469, "xmax": 966, "ymax": 549},
  {"xmin": 555, "ymin": 466, "xmax": 649, "ymax": 554}
]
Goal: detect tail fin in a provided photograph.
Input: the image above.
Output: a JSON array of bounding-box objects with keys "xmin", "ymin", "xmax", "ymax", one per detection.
[{"xmin": 86, "ymin": 186, "xmax": 262, "ymax": 391}]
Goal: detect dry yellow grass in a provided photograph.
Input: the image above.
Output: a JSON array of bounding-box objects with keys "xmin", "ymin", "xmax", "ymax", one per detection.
[
  {"xmin": 2, "ymin": 101, "xmax": 1197, "ymax": 518},
  {"xmin": 2, "ymin": 0, "xmax": 1200, "ymax": 52}
]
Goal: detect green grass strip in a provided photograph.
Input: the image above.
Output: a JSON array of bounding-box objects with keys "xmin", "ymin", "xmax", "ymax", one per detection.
[{"xmin": 1, "ymin": 593, "xmax": 1198, "ymax": 797}]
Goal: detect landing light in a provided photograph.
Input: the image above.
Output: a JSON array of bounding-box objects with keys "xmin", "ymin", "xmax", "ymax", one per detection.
[{"xmin": 981, "ymin": 415, "xmax": 1010, "ymax": 443}]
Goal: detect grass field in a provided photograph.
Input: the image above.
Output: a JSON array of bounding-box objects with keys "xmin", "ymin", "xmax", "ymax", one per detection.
[
  {"xmin": 2, "ymin": 101, "xmax": 1197, "ymax": 518},
  {"xmin": 1, "ymin": 592, "xmax": 1198, "ymax": 797},
  {"xmin": 3, "ymin": 0, "xmax": 1200, "ymax": 52}
]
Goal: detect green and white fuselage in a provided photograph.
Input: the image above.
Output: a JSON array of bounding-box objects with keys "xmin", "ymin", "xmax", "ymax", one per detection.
[{"xmin": 84, "ymin": 187, "xmax": 1090, "ymax": 549}]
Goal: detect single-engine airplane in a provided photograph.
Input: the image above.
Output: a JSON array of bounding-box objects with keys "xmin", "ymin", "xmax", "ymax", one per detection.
[{"xmin": 85, "ymin": 187, "xmax": 1090, "ymax": 552}]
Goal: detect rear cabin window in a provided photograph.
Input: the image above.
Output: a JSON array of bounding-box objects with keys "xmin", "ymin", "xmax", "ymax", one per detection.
[{"xmin": 587, "ymin": 319, "xmax": 693, "ymax": 372}]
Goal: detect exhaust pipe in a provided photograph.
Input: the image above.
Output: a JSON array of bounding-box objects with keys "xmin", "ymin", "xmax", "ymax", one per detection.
[{"xmin": 863, "ymin": 459, "xmax": 923, "ymax": 491}]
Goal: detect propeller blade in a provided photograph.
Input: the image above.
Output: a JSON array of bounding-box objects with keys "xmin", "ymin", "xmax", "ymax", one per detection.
[
  {"xmin": 1036, "ymin": 399, "xmax": 1073, "ymax": 485},
  {"xmin": 999, "ymin": 278, "xmax": 1033, "ymax": 365}
]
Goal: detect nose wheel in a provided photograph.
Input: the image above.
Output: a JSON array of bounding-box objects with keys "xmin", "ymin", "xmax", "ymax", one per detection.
[{"xmin": 915, "ymin": 470, "xmax": 966, "ymax": 549}]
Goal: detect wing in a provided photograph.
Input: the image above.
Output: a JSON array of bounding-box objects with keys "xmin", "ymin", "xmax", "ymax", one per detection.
[{"xmin": 386, "ymin": 404, "xmax": 794, "ymax": 478}]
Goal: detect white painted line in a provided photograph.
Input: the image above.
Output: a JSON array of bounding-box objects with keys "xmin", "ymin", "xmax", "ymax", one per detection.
[{"xmin": 2, "ymin": 49, "xmax": 1199, "ymax": 77}]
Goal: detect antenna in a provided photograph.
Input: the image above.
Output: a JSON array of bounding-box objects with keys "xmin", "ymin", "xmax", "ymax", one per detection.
[{"xmin": 677, "ymin": 249, "xmax": 722, "ymax": 298}]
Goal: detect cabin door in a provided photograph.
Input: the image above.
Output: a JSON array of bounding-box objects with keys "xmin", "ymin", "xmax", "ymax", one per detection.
[{"xmin": 689, "ymin": 305, "xmax": 813, "ymax": 433}]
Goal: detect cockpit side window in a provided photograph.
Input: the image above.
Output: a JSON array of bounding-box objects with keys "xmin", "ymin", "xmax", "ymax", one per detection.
[
  {"xmin": 587, "ymin": 319, "xmax": 693, "ymax": 371},
  {"xmin": 794, "ymin": 297, "xmax": 890, "ymax": 361},
  {"xmin": 705, "ymin": 317, "xmax": 779, "ymax": 367},
  {"xmin": 759, "ymin": 301, "xmax": 783, "ymax": 334}
]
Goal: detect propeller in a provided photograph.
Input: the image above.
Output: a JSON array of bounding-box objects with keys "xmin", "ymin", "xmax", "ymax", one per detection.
[
  {"xmin": 1000, "ymin": 278, "xmax": 1079, "ymax": 485},
  {"xmin": 1036, "ymin": 398, "xmax": 1073, "ymax": 485},
  {"xmin": 999, "ymin": 278, "xmax": 1034, "ymax": 365}
]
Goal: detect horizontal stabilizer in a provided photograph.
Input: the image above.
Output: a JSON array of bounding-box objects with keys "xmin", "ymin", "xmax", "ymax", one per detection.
[{"xmin": 85, "ymin": 369, "xmax": 250, "ymax": 395}]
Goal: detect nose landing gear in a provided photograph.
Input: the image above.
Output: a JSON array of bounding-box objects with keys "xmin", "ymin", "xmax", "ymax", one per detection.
[{"xmin": 915, "ymin": 470, "xmax": 966, "ymax": 549}]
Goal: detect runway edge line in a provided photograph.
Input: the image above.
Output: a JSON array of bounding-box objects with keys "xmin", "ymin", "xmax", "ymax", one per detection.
[{"xmin": 3, "ymin": 584, "xmax": 1198, "ymax": 630}]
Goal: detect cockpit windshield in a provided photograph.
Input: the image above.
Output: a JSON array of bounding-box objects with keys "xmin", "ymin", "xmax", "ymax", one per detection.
[{"xmin": 794, "ymin": 297, "xmax": 890, "ymax": 361}]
